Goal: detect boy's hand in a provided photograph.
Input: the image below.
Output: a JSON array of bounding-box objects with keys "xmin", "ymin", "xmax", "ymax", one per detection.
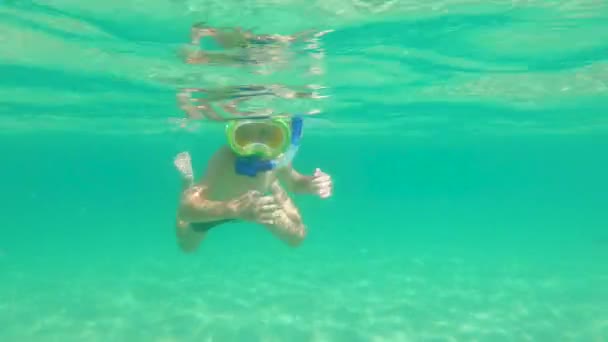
[
  {"xmin": 233, "ymin": 191, "xmax": 283, "ymax": 225},
  {"xmin": 309, "ymin": 168, "xmax": 332, "ymax": 199}
]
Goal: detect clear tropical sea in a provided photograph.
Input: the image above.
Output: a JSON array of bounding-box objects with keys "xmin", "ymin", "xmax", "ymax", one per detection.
[{"xmin": 1, "ymin": 1, "xmax": 607, "ymax": 341}]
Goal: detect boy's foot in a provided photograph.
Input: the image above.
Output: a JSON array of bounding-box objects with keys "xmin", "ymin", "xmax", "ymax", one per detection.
[{"xmin": 174, "ymin": 152, "xmax": 194, "ymax": 188}]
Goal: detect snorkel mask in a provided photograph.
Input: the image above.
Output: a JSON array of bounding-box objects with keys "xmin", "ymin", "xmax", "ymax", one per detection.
[
  {"xmin": 226, "ymin": 116, "xmax": 304, "ymax": 177},
  {"xmin": 226, "ymin": 117, "xmax": 291, "ymax": 159}
]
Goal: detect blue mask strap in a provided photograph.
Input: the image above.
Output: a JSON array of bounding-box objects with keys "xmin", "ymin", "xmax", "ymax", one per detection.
[{"xmin": 235, "ymin": 157, "xmax": 274, "ymax": 177}]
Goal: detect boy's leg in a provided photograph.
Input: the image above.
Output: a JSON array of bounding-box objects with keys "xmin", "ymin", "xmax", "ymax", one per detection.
[
  {"xmin": 174, "ymin": 152, "xmax": 206, "ymax": 252},
  {"xmin": 175, "ymin": 218, "xmax": 206, "ymax": 253}
]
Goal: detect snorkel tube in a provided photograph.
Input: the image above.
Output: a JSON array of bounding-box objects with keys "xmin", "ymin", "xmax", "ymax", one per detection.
[{"xmin": 235, "ymin": 116, "xmax": 303, "ymax": 177}]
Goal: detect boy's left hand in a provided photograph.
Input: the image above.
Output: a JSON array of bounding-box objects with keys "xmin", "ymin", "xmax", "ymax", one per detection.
[{"xmin": 309, "ymin": 168, "xmax": 333, "ymax": 199}]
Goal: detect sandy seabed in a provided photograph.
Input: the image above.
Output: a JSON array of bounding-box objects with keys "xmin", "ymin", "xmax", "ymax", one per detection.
[{"xmin": 1, "ymin": 244, "xmax": 606, "ymax": 342}]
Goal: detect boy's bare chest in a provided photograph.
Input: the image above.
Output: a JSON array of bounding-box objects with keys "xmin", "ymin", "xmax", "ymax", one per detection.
[{"xmin": 208, "ymin": 170, "xmax": 277, "ymax": 199}]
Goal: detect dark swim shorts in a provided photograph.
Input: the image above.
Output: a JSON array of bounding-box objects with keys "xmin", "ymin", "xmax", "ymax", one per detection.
[{"xmin": 190, "ymin": 219, "xmax": 236, "ymax": 233}]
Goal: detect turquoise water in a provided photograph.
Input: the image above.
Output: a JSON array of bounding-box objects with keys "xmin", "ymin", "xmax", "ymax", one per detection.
[{"xmin": 2, "ymin": 1, "xmax": 608, "ymax": 341}]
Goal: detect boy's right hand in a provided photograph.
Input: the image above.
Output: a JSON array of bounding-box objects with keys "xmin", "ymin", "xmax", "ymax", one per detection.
[{"xmin": 233, "ymin": 191, "xmax": 282, "ymax": 225}]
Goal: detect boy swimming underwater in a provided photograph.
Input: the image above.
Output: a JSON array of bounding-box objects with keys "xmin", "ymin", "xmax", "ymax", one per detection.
[{"xmin": 173, "ymin": 116, "xmax": 333, "ymax": 252}]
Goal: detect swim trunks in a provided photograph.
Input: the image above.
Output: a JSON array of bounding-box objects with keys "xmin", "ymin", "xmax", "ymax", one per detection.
[{"xmin": 190, "ymin": 219, "xmax": 236, "ymax": 233}]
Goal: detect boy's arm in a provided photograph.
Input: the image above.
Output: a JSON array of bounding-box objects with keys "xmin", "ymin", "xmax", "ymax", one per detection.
[
  {"xmin": 178, "ymin": 186, "xmax": 241, "ymax": 223},
  {"xmin": 270, "ymin": 181, "xmax": 303, "ymax": 225},
  {"xmin": 267, "ymin": 181, "xmax": 307, "ymax": 247},
  {"xmin": 277, "ymin": 165, "xmax": 314, "ymax": 194}
]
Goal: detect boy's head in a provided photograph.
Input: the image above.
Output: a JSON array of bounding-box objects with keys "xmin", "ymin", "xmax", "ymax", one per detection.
[{"xmin": 226, "ymin": 117, "xmax": 291, "ymax": 160}]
